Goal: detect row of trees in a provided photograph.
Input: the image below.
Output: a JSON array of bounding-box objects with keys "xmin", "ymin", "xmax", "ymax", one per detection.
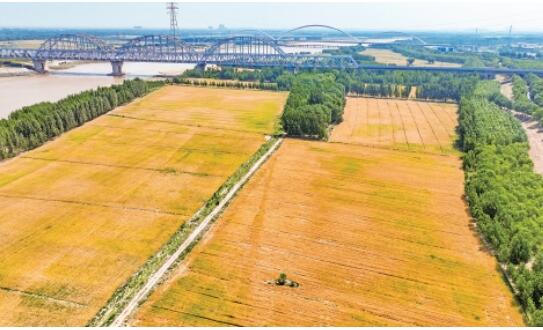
[
  {"xmin": 0, "ymin": 79, "xmax": 161, "ymax": 160},
  {"xmin": 512, "ymin": 75, "xmax": 541, "ymax": 114},
  {"xmin": 181, "ymin": 66, "xmax": 287, "ymax": 84},
  {"xmin": 182, "ymin": 66, "xmax": 487, "ymax": 102},
  {"xmin": 172, "ymin": 77, "xmax": 279, "ymax": 90},
  {"xmin": 459, "ymin": 80, "xmax": 543, "ymax": 325},
  {"xmin": 526, "ymin": 74, "xmax": 543, "ymax": 107},
  {"xmin": 333, "ymin": 69, "xmax": 480, "ymax": 101},
  {"xmin": 348, "ymin": 83, "xmax": 411, "ymax": 98},
  {"xmin": 281, "ymin": 73, "xmax": 345, "ymax": 139},
  {"xmin": 387, "ymin": 44, "xmax": 543, "ymax": 70}
]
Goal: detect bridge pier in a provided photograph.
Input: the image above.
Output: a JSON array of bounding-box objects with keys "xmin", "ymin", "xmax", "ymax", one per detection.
[
  {"xmin": 110, "ymin": 60, "xmax": 124, "ymax": 76},
  {"xmin": 32, "ymin": 59, "xmax": 46, "ymax": 74},
  {"xmin": 195, "ymin": 62, "xmax": 206, "ymax": 71}
]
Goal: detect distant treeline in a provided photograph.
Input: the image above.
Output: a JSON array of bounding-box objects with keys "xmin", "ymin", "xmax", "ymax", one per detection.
[
  {"xmin": 281, "ymin": 73, "xmax": 345, "ymax": 139},
  {"xmin": 180, "ymin": 67, "xmax": 286, "ymax": 85},
  {"xmin": 172, "ymin": 76, "xmax": 278, "ymax": 90},
  {"xmin": 384, "ymin": 45, "xmax": 491, "ymax": 67},
  {"xmin": 181, "ymin": 67, "xmax": 483, "ymax": 101},
  {"xmin": 0, "ymin": 79, "xmax": 162, "ymax": 160},
  {"xmin": 348, "ymin": 83, "xmax": 411, "ymax": 98},
  {"xmin": 459, "ymin": 80, "xmax": 543, "ymax": 325},
  {"xmin": 322, "ymin": 45, "xmax": 376, "ymax": 64},
  {"xmin": 382, "ymin": 44, "xmax": 543, "ymax": 70},
  {"xmin": 334, "ymin": 70, "xmax": 481, "ymax": 101}
]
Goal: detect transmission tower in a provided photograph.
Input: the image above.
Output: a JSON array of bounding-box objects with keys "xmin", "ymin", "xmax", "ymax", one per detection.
[
  {"xmin": 508, "ymin": 25, "xmax": 513, "ymax": 47},
  {"xmin": 167, "ymin": 2, "xmax": 179, "ymax": 39}
]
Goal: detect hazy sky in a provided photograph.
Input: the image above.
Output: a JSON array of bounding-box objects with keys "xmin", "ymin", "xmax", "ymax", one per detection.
[{"xmin": 0, "ymin": 1, "xmax": 542, "ymax": 32}]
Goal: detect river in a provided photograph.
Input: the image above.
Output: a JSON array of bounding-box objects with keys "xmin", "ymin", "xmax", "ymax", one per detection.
[{"xmin": 0, "ymin": 62, "xmax": 195, "ymax": 118}]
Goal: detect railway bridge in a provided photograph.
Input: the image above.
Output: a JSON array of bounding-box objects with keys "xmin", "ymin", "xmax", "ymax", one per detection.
[
  {"xmin": 0, "ymin": 30, "xmax": 360, "ymax": 75},
  {"xmin": 3, "ymin": 25, "xmax": 543, "ymax": 77}
]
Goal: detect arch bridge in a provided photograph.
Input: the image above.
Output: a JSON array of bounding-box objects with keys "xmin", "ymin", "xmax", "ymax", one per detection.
[
  {"xmin": 277, "ymin": 24, "xmax": 363, "ymax": 45},
  {"xmin": 0, "ymin": 27, "xmax": 364, "ymax": 75}
]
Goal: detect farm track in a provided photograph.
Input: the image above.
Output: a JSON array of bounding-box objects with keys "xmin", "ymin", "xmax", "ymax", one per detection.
[
  {"xmin": 497, "ymin": 76, "xmax": 543, "ymax": 175},
  {"xmin": 130, "ymin": 97, "xmax": 523, "ymax": 326},
  {"xmin": 110, "ymin": 138, "xmax": 284, "ymax": 326}
]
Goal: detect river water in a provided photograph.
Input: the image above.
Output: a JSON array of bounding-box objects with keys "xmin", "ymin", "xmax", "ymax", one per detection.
[{"xmin": 0, "ymin": 62, "xmax": 195, "ymax": 119}]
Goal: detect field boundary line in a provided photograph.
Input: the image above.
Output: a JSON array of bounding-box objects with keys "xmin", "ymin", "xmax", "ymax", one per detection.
[
  {"xmin": 95, "ymin": 137, "xmax": 283, "ymax": 327},
  {"xmin": 107, "ymin": 113, "xmax": 267, "ymax": 136},
  {"xmin": 0, "ymin": 286, "xmax": 86, "ymax": 308},
  {"xmin": 386, "ymin": 100, "xmax": 397, "ymax": 145},
  {"xmin": 414, "ymin": 101, "xmax": 443, "ymax": 153},
  {"xmin": 20, "ymin": 156, "xmax": 223, "ymax": 178},
  {"xmin": 346, "ymin": 94, "xmax": 457, "ymax": 104},
  {"xmin": 424, "ymin": 102, "xmax": 453, "ymax": 139},
  {"xmin": 327, "ymin": 139, "xmax": 455, "ymax": 157},
  {"xmin": 0, "ymin": 193, "xmax": 184, "ymax": 216},
  {"xmin": 393, "ymin": 102, "xmax": 410, "ymax": 150},
  {"xmin": 405, "ymin": 102, "xmax": 426, "ymax": 148}
]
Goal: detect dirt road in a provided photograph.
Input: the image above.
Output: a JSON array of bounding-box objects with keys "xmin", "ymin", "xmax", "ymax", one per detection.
[
  {"xmin": 496, "ymin": 74, "xmax": 543, "ymax": 175},
  {"xmin": 511, "ymin": 110, "xmax": 543, "ymax": 175},
  {"xmin": 109, "ymin": 138, "xmax": 283, "ymax": 326}
]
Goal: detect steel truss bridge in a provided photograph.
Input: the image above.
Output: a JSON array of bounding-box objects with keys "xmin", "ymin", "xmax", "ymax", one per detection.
[
  {"xmin": 3, "ymin": 25, "xmax": 543, "ymax": 77},
  {"xmin": 0, "ymin": 27, "xmax": 362, "ymax": 75}
]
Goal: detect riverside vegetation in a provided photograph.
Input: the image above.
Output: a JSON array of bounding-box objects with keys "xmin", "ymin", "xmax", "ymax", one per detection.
[
  {"xmin": 460, "ymin": 80, "xmax": 543, "ymax": 325},
  {"xmin": 0, "ymin": 78, "xmax": 162, "ymax": 159}
]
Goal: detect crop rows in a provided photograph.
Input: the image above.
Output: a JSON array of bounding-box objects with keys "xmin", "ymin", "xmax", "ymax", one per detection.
[
  {"xmin": 329, "ymin": 98, "xmax": 457, "ymax": 154},
  {"xmin": 130, "ymin": 98, "xmax": 522, "ymax": 326},
  {"xmin": 0, "ymin": 86, "xmax": 286, "ymax": 325}
]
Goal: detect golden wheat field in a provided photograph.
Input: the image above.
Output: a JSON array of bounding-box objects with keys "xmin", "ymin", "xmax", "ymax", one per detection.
[
  {"xmin": 330, "ymin": 98, "xmax": 458, "ymax": 154},
  {"xmin": 361, "ymin": 48, "xmax": 462, "ymax": 68},
  {"xmin": 0, "ymin": 86, "xmax": 286, "ymax": 326},
  {"xmin": 131, "ymin": 97, "xmax": 522, "ymax": 326}
]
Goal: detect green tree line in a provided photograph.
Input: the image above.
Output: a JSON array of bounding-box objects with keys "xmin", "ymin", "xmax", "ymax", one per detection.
[
  {"xmin": 180, "ymin": 66, "xmax": 286, "ymax": 84},
  {"xmin": 0, "ymin": 79, "xmax": 162, "ymax": 160},
  {"xmin": 512, "ymin": 74, "xmax": 541, "ymax": 115},
  {"xmin": 526, "ymin": 74, "xmax": 543, "ymax": 108},
  {"xmin": 459, "ymin": 79, "xmax": 543, "ymax": 325},
  {"xmin": 334, "ymin": 69, "xmax": 480, "ymax": 101},
  {"xmin": 182, "ymin": 66, "xmax": 487, "ymax": 101},
  {"xmin": 173, "ymin": 77, "xmax": 278, "ymax": 90}
]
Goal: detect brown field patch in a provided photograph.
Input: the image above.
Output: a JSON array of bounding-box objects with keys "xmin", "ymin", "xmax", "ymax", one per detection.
[
  {"xmin": 361, "ymin": 48, "xmax": 462, "ymax": 68},
  {"xmin": 0, "ymin": 40, "xmax": 43, "ymax": 49},
  {"xmin": 131, "ymin": 134, "xmax": 523, "ymax": 325},
  {"xmin": 330, "ymin": 97, "xmax": 458, "ymax": 154},
  {"xmin": 0, "ymin": 85, "xmax": 286, "ymax": 325}
]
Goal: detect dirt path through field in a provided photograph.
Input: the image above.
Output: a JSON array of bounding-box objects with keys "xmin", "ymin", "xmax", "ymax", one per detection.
[{"xmin": 110, "ymin": 138, "xmax": 284, "ymax": 326}]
